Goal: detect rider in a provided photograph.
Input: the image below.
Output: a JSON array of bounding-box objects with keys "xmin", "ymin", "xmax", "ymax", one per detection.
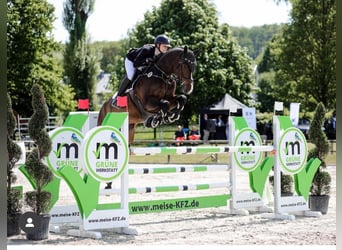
[{"xmin": 116, "ymin": 34, "xmax": 171, "ymax": 99}]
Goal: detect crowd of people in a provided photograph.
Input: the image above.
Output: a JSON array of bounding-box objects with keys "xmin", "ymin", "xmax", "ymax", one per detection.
[
  {"xmin": 174, "ymin": 114, "xmax": 229, "ymax": 145},
  {"xmin": 174, "ymin": 125, "xmax": 201, "ymax": 146}
]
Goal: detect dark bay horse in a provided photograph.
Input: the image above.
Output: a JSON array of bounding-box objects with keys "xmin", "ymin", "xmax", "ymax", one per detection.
[{"xmin": 97, "ymin": 46, "xmax": 198, "ymax": 144}]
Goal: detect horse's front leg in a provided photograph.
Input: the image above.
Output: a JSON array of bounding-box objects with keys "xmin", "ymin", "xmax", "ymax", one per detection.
[
  {"xmin": 162, "ymin": 95, "xmax": 187, "ymax": 124},
  {"xmin": 167, "ymin": 94, "xmax": 187, "ymax": 111},
  {"xmin": 159, "ymin": 99, "xmax": 170, "ymax": 117},
  {"xmin": 175, "ymin": 94, "xmax": 187, "ymax": 110}
]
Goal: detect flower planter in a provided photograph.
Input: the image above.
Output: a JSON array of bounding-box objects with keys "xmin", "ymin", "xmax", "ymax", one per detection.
[
  {"xmin": 309, "ymin": 195, "xmax": 330, "ymax": 215},
  {"xmin": 25, "ymin": 214, "xmax": 51, "ymax": 241},
  {"xmin": 7, "ymin": 212, "xmax": 22, "ymax": 237}
]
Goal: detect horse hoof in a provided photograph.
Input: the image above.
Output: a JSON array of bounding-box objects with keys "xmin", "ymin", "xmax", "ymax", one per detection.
[
  {"xmin": 144, "ymin": 116, "xmax": 160, "ymax": 128},
  {"xmin": 150, "ymin": 117, "xmax": 160, "ymax": 128},
  {"xmin": 168, "ymin": 113, "xmax": 180, "ymax": 123},
  {"xmin": 144, "ymin": 117, "xmax": 152, "ymax": 127}
]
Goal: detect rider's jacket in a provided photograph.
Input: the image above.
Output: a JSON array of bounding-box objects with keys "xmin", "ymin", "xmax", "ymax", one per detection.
[{"xmin": 126, "ymin": 45, "xmax": 155, "ymax": 68}]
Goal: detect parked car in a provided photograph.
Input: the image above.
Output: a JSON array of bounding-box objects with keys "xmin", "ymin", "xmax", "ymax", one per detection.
[
  {"xmin": 296, "ymin": 118, "xmax": 311, "ymax": 139},
  {"xmin": 296, "ymin": 118, "xmax": 330, "ymax": 140}
]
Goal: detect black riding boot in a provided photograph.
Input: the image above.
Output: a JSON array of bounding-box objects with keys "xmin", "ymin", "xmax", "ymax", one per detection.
[
  {"xmin": 112, "ymin": 77, "xmax": 131, "ymax": 107},
  {"xmin": 117, "ymin": 77, "xmax": 131, "ymax": 96}
]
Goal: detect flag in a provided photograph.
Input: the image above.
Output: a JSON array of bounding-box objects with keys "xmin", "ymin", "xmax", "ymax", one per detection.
[
  {"xmin": 117, "ymin": 96, "xmax": 128, "ymax": 107},
  {"xmin": 274, "ymin": 101, "xmax": 283, "ymax": 111},
  {"xmin": 77, "ymin": 99, "xmax": 89, "ymax": 110}
]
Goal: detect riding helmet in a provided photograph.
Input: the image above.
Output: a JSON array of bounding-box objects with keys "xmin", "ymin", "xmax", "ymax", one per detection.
[{"xmin": 154, "ymin": 34, "xmax": 171, "ymax": 47}]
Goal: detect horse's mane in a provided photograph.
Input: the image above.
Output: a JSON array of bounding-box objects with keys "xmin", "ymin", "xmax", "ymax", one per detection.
[{"xmin": 162, "ymin": 46, "xmax": 194, "ymax": 57}]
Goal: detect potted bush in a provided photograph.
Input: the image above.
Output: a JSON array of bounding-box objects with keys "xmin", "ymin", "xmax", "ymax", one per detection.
[
  {"xmin": 7, "ymin": 94, "xmax": 23, "ymax": 236},
  {"xmin": 269, "ymin": 173, "xmax": 294, "ymax": 196},
  {"xmin": 308, "ymin": 102, "xmax": 331, "ymax": 214},
  {"xmin": 23, "ymin": 84, "xmax": 54, "ymax": 240}
]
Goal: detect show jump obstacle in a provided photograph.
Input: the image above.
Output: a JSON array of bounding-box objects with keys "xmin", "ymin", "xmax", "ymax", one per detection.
[{"xmin": 19, "ymin": 112, "xmax": 322, "ymax": 239}]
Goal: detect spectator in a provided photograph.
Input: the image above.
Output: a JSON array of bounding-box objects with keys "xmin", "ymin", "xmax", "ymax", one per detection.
[
  {"xmin": 188, "ymin": 125, "xmax": 200, "ymax": 140},
  {"xmin": 264, "ymin": 121, "xmax": 273, "ymax": 140},
  {"xmin": 174, "ymin": 125, "xmax": 186, "ymax": 146},
  {"xmin": 225, "ymin": 117, "xmax": 229, "ymax": 140},
  {"xmin": 200, "ymin": 114, "xmax": 210, "ymax": 143},
  {"xmin": 216, "ymin": 115, "xmax": 224, "ymax": 127},
  {"xmin": 325, "ymin": 110, "xmax": 336, "ymax": 140},
  {"xmin": 215, "ymin": 114, "xmax": 226, "ymax": 139}
]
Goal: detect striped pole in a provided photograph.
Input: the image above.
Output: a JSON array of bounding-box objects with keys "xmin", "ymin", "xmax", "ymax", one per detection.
[
  {"xmin": 128, "ymin": 164, "xmax": 230, "ymax": 175},
  {"xmin": 100, "ymin": 181, "xmax": 231, "ymax": 195},
  {"xmin": 130, "ymin": 145, "xmax": 274, "ymax": 156}
]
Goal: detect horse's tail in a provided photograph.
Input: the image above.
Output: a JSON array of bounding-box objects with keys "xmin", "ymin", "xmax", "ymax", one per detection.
[{"xmin": 97, "ymin": 105, "xmax": 105, "ymax": 126}]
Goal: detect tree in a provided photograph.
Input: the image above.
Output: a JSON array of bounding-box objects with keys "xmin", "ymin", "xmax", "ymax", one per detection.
[
  {"xmin": 114, "ymin": 0, "xmax": 254, "ymax": 124},
  {"xmin": 7, "ymin": 94, "xmax": 23, "ymax": 236},
  {"xmin": 92, "ymin": 41, "xmax": 122, "ymax": 73},
  {"xmin": 63, "ymin": 0, "xmax": 100, "ymax": 109},
  {"xmin": 256, "ymin": 71, "xmax": 276, "ymax": 112},
  {"xmin": 308, "ymin": 102, "xmax": 331, "ymax": 215},
  {"xmin": 231, "ymin": 24, "xmax": 284, "ymax": 60},
  {"xmin": 7, "ymin": 0, "xmax": 76, "ymax": 117},
  {"xmin": 277, "ymin": 0, "xmax": 336, "ymax": 111},
  {"xmin": 24, "ymin": 84, "xmax": 53, "ymax": 215}
]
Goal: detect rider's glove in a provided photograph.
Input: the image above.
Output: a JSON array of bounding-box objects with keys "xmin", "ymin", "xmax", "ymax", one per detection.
[{"xmin": 146, "ymin": 58, "xmax": 154, "ymax": 64}]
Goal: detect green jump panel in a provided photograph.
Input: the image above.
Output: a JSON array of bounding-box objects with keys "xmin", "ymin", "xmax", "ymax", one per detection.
[{"xmin": 96, "ymin": 194, "xmax": 231, "ymax": 214}]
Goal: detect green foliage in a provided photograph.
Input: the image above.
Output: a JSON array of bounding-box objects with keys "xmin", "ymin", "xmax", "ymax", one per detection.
[
  {"xmin": 231, "ymin": 24, "xmax": 284, "ymax": 59},
  {"xmin": 269, "ymin": 173, "xmax": 294, "ymax": 194},
  {"xmin": 256, "ymin": 31, "xmax": 284, "ymax": 73},
  {"xmin": 308, "ymin": 102, "xmax": 331, "ymax": 196},
  {"xmin": 63, "ymin": 0, "xmax": 100, "ymax": 109},
  {"xmin": 278, "ymin": 0, "xmax": 336, "ymax": 111},
  {"xmin": 256, "ymin": 0, "xmax": 336, "ymax": 113},
  {"xmin": 24, "ymin": 84, "xmax": 53, "ymax": 215},
  {"xmin": 92, "ymin": 41, "xmax": 123, "ymax": 72},
  {"xmin": 310, "ymin": 170, "xmax": 331, "ymax": 196},
  {"xmin": 257, "ymin": 71, "xmax": 276, "ymax": 112},
  {"xmin": 308, "ymin": 102, "xmax": 329, "ymax": 164},
  {"xmin": 62, "ymin": 0, "xmax": 94, "ymax": 43},
  {"xmin": 7, "ymin": 94, "xmax": 23, "ymax": 216},
  {"xmin": 7, "ymin": 0, "xmax": 76, "ymax": 117},
  {"xmin": 255, "ymin": 111, "xmax": 273, "ymax": 135},
  {"xmin": 8, "ymin": 189, "xmax": 22, "ymax": 215}
]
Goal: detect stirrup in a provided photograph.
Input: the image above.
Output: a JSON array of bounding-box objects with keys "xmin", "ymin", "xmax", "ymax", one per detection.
[{"xmin": 111, "ymin": 94, "xmax": 121, "ymax": 109}]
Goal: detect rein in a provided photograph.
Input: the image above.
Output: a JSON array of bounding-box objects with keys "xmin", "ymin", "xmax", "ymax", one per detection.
[{"xmin": 145, "ymin": 63, "xmax": 178, "ymax": 86}]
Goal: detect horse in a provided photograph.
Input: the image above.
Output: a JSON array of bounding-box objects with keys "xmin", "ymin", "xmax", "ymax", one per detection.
[{"xmin": 97, "ymin": 46, "xmax": 198, "ymax": 145}]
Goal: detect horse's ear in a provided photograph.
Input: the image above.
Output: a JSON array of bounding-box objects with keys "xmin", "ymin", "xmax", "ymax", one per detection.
[
  {"xmin": 193, "ymin": 48, "xmax": 200, "ymax": 57},
  {"xmin": 184, "ymin": 46, "xmax": 188, "ymax": 55}
]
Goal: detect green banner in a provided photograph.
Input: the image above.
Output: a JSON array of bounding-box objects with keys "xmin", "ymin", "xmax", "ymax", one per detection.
[{"xmin": 96, "ymin": 194, "xmax": 231, "ymax": 214}]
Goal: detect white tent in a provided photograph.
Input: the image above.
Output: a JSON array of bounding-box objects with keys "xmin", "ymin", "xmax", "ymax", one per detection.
[{"xmin": 209, "ymin": 93, "xmax": 248, "ymax": 113}]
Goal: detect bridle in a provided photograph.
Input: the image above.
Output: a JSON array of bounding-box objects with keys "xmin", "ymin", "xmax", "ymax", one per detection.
[
  {"xmin": 177, "ymin": 55, "xmax": 196, "ymax": 84},
  {"xmin": 144, "ymin": 48, "xmax": 196, "ymax": 87}
]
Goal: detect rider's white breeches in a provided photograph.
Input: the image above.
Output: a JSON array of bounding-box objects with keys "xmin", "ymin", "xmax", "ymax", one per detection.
[{"xmin": 125, "ymin": 58, "xmax": 135, "ymax": 80}]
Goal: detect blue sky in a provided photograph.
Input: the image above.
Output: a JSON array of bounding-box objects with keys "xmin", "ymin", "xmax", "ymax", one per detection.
[{"xmin": 47, "ymin": 0, "xmax": 291, "ymax": 42}]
